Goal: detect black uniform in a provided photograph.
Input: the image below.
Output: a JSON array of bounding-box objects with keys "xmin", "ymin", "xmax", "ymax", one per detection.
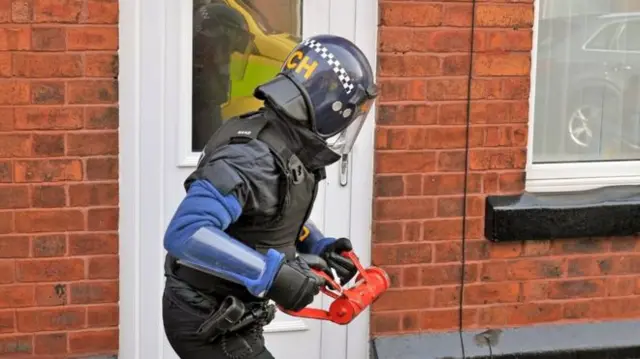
[{"xmin": 163, "ymin": 108, "xmax": 340, "ymax": 358}]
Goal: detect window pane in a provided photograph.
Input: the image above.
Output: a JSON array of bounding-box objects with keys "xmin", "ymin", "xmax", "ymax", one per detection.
[
  {"xmin": 191, "ymin": 0, "xmax": 302, "ymax": 152},
  {"xmin": 532, "ymin": 0, "xmax": 640, "ymax": 164}
]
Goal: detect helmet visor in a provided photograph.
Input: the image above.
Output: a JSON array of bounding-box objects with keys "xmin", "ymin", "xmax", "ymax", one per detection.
[{"xmin": 326, "ymin": 98, "xmax": 374, "ymax": 156}]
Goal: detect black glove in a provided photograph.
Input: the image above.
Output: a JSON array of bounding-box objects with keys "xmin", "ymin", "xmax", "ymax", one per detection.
[
  {"xmin": 320, "ymin": 238, "xmax": 358, "ymax": 285},
  {"xmin": 266, "ymin": 256, "xmax": 326, "ymax": 312}
]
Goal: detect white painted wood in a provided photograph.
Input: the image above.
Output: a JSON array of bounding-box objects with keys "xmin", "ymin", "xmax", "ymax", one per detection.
[{"xmin": 118, "ymin": 0, "xmax": 378, "ymax": 358}]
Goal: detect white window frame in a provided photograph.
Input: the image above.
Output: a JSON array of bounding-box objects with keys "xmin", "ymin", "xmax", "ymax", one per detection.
[{"xmin": 525, "ymin": 0, "xmax": 640, "ymax": 193}]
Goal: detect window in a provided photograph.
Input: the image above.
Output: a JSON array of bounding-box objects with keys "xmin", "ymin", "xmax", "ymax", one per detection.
[
  {"xmin": 528, "ymin": 0, "xmax": 640, "ymax": 191},
  {"xmin": 191, "ymin": 0, "xmax": 302, "ymax": 151}
]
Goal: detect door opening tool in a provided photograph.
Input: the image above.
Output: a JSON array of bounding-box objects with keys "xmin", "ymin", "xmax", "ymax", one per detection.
[{"xmin": 279, "ymin": 250, "xmax": 390, "ymax": 325}]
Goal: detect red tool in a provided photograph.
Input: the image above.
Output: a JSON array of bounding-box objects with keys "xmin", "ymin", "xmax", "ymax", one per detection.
[{"xmin": 280, "ymin": 251, "xmax": 390, "ymax": 325}]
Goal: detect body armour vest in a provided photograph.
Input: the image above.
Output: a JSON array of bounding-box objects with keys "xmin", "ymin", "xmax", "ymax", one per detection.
[{"xmin": 166, "ymin": 110, "xmax": 324, "ymax": 298}]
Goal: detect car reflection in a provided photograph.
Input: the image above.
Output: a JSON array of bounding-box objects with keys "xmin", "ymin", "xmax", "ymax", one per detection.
[{"xmin": 533, "ymin": 12, "xmax": 640, "ymax": 163}]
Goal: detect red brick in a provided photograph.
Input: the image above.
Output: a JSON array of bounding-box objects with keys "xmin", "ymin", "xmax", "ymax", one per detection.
[
  {"xmin": 31, "ymin": 185, "xmax": 66, "ymax": 207},
  {"xmin": 379, "ymin": 79, "xmax": 426, "ymax": 102},
  {"xmin": 371, "ymin": 312, "xmax": 401, "ymax": 334},
  {"xmin": 380, "ymin": 2, "xmax": 442, "ymax": 27},
  {"xmin": 34, "ymin": 332, "xmax": 67, "ymax": 355},
  {"xmin": 378, "ymin": 54, "xmax": 441, "ymax": 77},
  {"xmin": 33, "ymin": 134, "xmax": 65, "ymax": 157},
  {"xmin": 0, "ymin": 235, "xmax": 29, "ymax": 257},
  {"xmin": 67, "ymin": 27, "xmax": 118, "ymax": 50},
  {"xmin": 70, "ymin": 280, "xmax": 118, "ymax": 304},
  {"xmin": 479, "ymin": 303, "xmax": 562, "ymax": 326},
  {"xmin": 14, "ymin": 107, "xmax": 83, "ymax": 130},
  {"xmin": 85, "ymin": 106, "xmax": 118, "ymax": 129},
  {"xmin": 0, "ymin": 52, "xmax": 11, "ymax": 77},
  {"xmin": 443, "ymin": 3, "xmax": 472, "ymax": 27},
  {"xmin": 376, "ymin": 151, "xmax": 436, "ymax": 173},
  {"xmin": 469, "ymin": 148, "xmax": 527, "ymax": 170},
  {"xmin": 0, "ymin": 27, "xmax": 30, "ymax": 50},
  {"xmin": 0, "ymin": 334, "xmax": 32, "ymax": 356},
  {"xmin": 426, "ymin": 78, "xmax": 468, "ymax": 101},
  {"xmin": 33, "ymin": 0, "xmax": 83, "ymax": 23},
  {"xmin": 16, "ymin": 258, "xmax": 84, "ymax": 282},
  {"xmin": 421, "ymin": 263, "xmax": 478, "ymax": 286},
  {"xmin": 0, "ymin": 284, "xmax": 34, "ymax": 308},
  {"xmin": 0, "ymin": 259, "xmax": 14, "ymax": 283},
  {"xmin": 0, "ymin": 186, "xmax": 29, "ymax": 209},
  {"xmin": 14, "ymin": 159, "xmax": 83, "ymax": 182},
  {"xmin": 87, "ymin": 207, "xmax": 118, "ymax": 231},
  {"xmin": 473, "ymin": 53, "xmax": 531, "ymax": 76},
  {"xmin": 372, "ymin": 243, "xmax": 432, "ymax": 265},
  {"xmin": 475, "ymin": 3, "xmax": 534, "ymax": 28},
  {"xmin": 32, "ymin": 27, "xmax": 66, "ymax": 51},
  {"xmin": 17, "ymin": 307, "xmax": 85, "ymax": 332},
  {"xmin": 372, "ymin": 289, "xmax": 433, "ymax": 311},
  {"xmin": 374, "ymin": 175, "xmax": 403, "ymax": 197},
  {"xmin": 11, "ymin": 0, "xmax": 32, "ymax": 23},
  {"xmin": 0, "ymin": 310, "xmax": 14, "ymax": 333},
  {"xmin": 85, "ymin": 0, "xmax": 118, "ymax": 24},
  {"xmin": 0, "ymin": 108, "xmax": 13, "ymax": 131},
  {"xmin": 0, "ymin": 161, "xmax": 11, "ymax": 183},
  {"xmin": 377, "ymin": 104, "xmax": 437, "ymax": 126},
  {"xmin": 420, "ymin": 308, "xmax": 477, "ymax": 331},
  {"xmin": 372, "ymin": 221, "xmax": 402, "ymax": 244},
  {"xmin": 68, "ymin": 80, "xmax": 118, "ymax": 104},
  {"xmin": 68, "ymin": 328, "xmax": 118, "ymax": 353},
  {"xmin": 30, "ymin": 81, "xmax": 64, "ymax": 104},
  {"xmin": 0, "ymin": 211, "xmax": 13, "ymax": 234},
  {"xmin": 480, "ymin": 259, "xmax": 565, "ymax": 282},
  {"xmin": 15, "ymin": 210, "xmax": 84, "ymax": 232},
  {"xmin": 67, "ymin": 131, "xmax": 118, "ymax": 156},
  {"xmin": 464, "ymin": 282, "xmax": 520, "ymax": 305},
  {"xmin": 13, "ymin": 53, "xmax": 82, "ymax": 77},
  {"xmin": 35, "ymin": 283, "xmax": 68, "ymax": 306},
  {"xmin": 68, "ymin": 233, "xmax": 118, "ymax": 255},
  {"xmin": 88, "ymin": 256, "xmax": 118, "ymax": 279},
  {"xmin": 0, "ymin": 80, "xmax": 29, "ymax": 104},
  {"xmin": 85, "ymin": 53, "xmax": 118, "ymax": 77},
  {"xmin": 374, "ymin": 197, "xmax": 435, "ymax": 220},
  {"xmin": 88, "ymin": 304, "xmax": 118, "ymax": 327},
  {"xmin": 32, "ymin": 234, "xmax": 66, "ymax": 257},
  {"xmin": 0, "ymin": 0, "xmax": 10, "ymax": 22}
]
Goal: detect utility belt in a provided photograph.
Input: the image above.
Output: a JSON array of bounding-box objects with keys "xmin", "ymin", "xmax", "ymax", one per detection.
[
  {"xmin": 165, "ymin": 260, "xmax": 276, "ymax": 343},
  {"xmin": 196, "ymin": 295, "xmax": 276, "ymax": 344}
]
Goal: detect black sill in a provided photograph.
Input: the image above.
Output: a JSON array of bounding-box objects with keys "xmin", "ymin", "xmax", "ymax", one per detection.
[
  {"xmin": 470, "ymin": 346, "xmax": 640, "ymax": 359},
  {"xmin": 484, "ymin": 185, "xmax": 640, "ymax": 242}
]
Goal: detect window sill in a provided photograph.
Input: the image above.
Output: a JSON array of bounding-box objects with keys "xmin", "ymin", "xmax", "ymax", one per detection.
[{"xmin": 484, "ymin": 185, "xmax": 640, "ymax": 242}]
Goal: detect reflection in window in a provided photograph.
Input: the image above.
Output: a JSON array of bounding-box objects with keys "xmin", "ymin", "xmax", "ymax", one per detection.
[
  {"xmin": 191, "ymin": 0, "xmax": 302, "ymax": 151},
  {"xmin": 532, "ymin": 1, "xmax": 640, "ymax": 164}
]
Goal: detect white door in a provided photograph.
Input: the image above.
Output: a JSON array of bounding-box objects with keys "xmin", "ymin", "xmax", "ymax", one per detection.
[{"xmin": 118, "ymin": 1, "xmax": 378, "ymax": 359}]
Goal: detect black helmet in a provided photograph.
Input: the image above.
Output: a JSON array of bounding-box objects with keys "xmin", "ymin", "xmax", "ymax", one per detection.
[{"xmin": 255, "ymin": 34, "xmax": 378, "ymax": 155}]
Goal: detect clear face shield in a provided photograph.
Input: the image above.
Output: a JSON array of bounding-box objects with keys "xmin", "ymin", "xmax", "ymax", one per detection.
[{"xmin": 325, "ymin": 99, "xmax": 375, "ymax": 157}]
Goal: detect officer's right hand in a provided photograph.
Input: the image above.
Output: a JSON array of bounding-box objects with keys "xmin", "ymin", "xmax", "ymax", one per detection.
[{"xmin": 266, "ymin": 256, "xmax": 326, "ymax": 312}]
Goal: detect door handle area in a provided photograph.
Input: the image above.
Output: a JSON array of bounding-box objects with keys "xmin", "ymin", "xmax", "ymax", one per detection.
[{"xmin": 339, "ymin": 154, "xmax": 349, "ymax": 187}]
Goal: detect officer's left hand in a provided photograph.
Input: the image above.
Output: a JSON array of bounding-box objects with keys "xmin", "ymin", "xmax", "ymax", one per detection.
[{"xmin": 320, "ymin": 238, "xmax": 357, "ymax": 284}]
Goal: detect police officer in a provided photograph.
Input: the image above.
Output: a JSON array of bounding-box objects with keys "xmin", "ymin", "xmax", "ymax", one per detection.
[{"xmin": 162, "ymin": 34, "xmax": 378, "ymax": 359}]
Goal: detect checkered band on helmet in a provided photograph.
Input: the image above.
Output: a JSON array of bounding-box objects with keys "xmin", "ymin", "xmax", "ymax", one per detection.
[{"xmin": 301, "ymin": 38, "xmax": 355, "ymax": 95}]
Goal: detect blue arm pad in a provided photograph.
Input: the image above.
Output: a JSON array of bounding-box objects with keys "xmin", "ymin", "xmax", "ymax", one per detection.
[
  {"xmin": 164, "ymin": 180, "xmax": 284, "ymax": 297},
  {"xmin": 295, "ymin": 220, "xmax": 337, "ymax": 256}
]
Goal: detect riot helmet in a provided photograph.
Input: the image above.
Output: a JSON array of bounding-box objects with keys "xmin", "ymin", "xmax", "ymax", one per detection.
[{"xmin": 254, "ymin": 34, "xmax": 378, "ymax": 156}]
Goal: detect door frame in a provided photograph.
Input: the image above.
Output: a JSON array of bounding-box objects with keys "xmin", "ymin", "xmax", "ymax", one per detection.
[{"xmin": 118, "ymin": 0, "xmax": 378, "ymax": 358}]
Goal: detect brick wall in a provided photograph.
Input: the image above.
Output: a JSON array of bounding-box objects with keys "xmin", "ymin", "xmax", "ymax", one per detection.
[
  {"xmin": 372, "ymin": 0, "xmax": 640, "ymax": 336},
  {"xmin": 0, "ymin": 0, "xmax": 119, "ymax": 357}
]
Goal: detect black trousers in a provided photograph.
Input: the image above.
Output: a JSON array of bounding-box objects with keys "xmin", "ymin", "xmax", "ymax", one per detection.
[{"xmin": 162, "ymin": 278, "xmax": 275, "ymax": 359}]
